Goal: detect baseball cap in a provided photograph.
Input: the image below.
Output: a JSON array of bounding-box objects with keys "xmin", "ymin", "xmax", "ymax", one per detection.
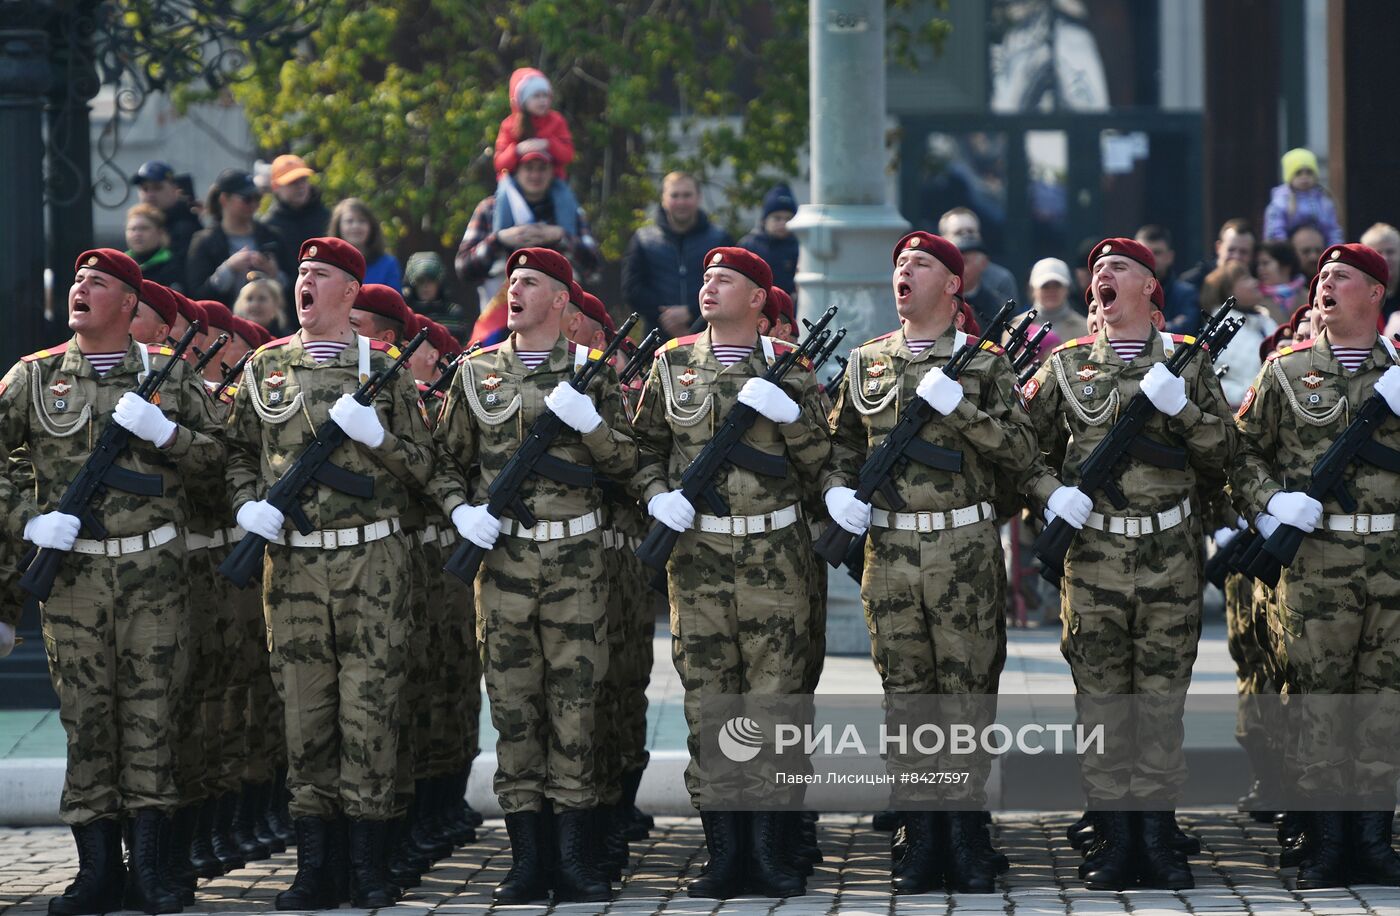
[
  {"xmin": 214, "ymin": 169, "xmax": 260, "ymax": 198},
  {"xmin": 270, "ymin": 154, "xmax": 315, "ymax": 188},
  {"xmin": 132, "ymin": 161, "xmax": 176, "ymax": 185},
  {"xmin": 1028, "ymin": 258, "xmax": 1072, "ymax": 290}
]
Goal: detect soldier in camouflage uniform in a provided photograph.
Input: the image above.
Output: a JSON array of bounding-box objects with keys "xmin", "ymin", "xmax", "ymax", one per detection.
[
  {"xmin": 427, "ymin": 248, "xmax": 635, "ymax": 905},
  {"xmin": 224, "ymin": 238, "xmax": 436, "ymax": 910},
  {"xmin": 1233, "ymin": 242, "xmax": 1400, "ymax": 889},
  {"xmin": 823, "ymin": 232, "xmax": 1040, "ymax": 894},
  {"xmin": 631, "ymin": 247, "xmax": 830, "ymax": 900},
  {"xmin": 1023, "ymin": 237, "xmax": 1235, "ymax": 891},
  {"xmin": 0, "ymin": 249, "xmax": 224, "ymax": 915}
]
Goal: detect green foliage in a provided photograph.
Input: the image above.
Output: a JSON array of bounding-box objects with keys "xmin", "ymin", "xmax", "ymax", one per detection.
[{"xmin": 230, "ymin": 0, "xmax": 943, "ymax": 264}]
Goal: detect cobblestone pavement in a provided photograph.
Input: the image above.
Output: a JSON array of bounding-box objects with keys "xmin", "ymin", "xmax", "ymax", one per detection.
[{"xmin": 2, "ymin": 812, "xmax": 1398, "ymax": 916}]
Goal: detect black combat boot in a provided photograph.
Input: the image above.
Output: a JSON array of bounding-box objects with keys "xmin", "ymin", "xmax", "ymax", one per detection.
[
  {"xmin": 458, "ymin": 765, "xmax": 484, "ymax": 829},
  {"xmin": 49, "ymin": 819, "xmax": 126, "ymax": 916},
  {"xmin": 872, "ymin": 809, "xmax": 901, "ymax": 831},
  {"xmin": 1296, "ymin": 811, "xmax": 1349, "ymax": 889},
  {"xmin": 407, "ymin": 780, "xmax": 452, "ymax": 861},
  {"xmin": 206, "ymin": 795, "xmax": 245, "ymax": 873},
  {"xmin": 123, "ymin": 811, "xmax": 183, "ymax": 914},
  {"xmin": 385, "ymin": 817, "xmax": 426, "ymax": 889},
  {"xmin": 155, "ymin": 810, "xmax": 194, "ymax": 905},
  {"xmin": 945, "ymin": 812, "xmax": 997, "ymax": 894},
  {"xmin": 620, "ymin": 767, "xmax": 652, "ymax": 840},
  {"xmin": 748, "ymin": 811, "xmax": 805, "ymax": 897},
  {"xmin": 597, "ymin": 804, "xmax": 629, "ymax": 881},
  {"xmin": 267, "ymin": 769, "xmax": 295, "ymax": 847},
  {"xmin": 1137, "ymin": 811, "xmax": 1195, "ymax": 889},
  {"xmin": 687, "ymin": 811, "xmax": 745, "ymax": 899},
  {"xmin": 1067, "ymin": 811, "xmax": 1095, "ymax": 851},
  {"xmin": 1352, "ymin": 810, "xmax": 1400, "ymax": 886},
  {"xmin": 185, "ymin": 801, "xmax": 221, "ymax": 879},
  {"xmin": 231, "ymin": 785, "xmax": 270, "ymax": 861},
  {"xmin": 346, "ymin": 820, "xmax": 398, "ymax": 908},
  {"xmin": 326, "ymin": 815, "xmax": 350, "ymax": 906},
  {"xmin": 274, "ymin": 817, "xmax": 334, "ymax": 910},
  {"xmin": 967, "ymin": 811, "xmax": 1010, "ymax": 874},
  {"xmin": 1237, "ymin": 741, "xmax": 1282, "ymax": 823},
  {"xmin": 554, "ymin": 808, "xmax": 612, "ymax": 902},
  {"xmin": 890, "ymin": 812, "xmax": 941, "ymax": 895},
  {"xmin": 247, "ymin": 782, "xmax": 283, "ymax": 854},
  {"xmin": 1277, "ymin": 810, "xmax": 1311, "ymax": 867},
  {"xmin": 1081, "ymin": 811, "xmax": 1135, "ymax": 891},
  {"xmin": 493, "ymin": 811, "xmax": 550, "ymax": 903},
  {"xmin": 1168, "ymin": 810, "xmax": 1201, "ymax": 854}
]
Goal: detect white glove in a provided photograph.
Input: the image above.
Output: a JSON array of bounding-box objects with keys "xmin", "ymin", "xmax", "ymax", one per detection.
[
  {"xmin": 916, "ymin": 369, "xmax": 964, "ymax": 415},
  {"xmin": 328, "ymin": 394, "xmax": 386, "ymax": 448},
  {"xmin": 1213, "ymin": 523, "xmax": 1244, "ymax": 550},
  {"xmin": 1255, "ymin": 512, "xmax": 1280, "ymax": 540},
  {"xmin": 0, "ymin": 622, "xmax": 13, "ymax": 658},
  {"xmin": 451, "ymin": 504, "xmax": 500, "ymax": 550},
  {"xmin": 1375, "ymin": 365, "xmax": 1400, "ymax": 416},
  {"xmin": 23, "ymin": 512, "xmax": 81, "ymax": 550},
  {"xmin": 1267, "ymin": 491, "xmax": 1323, "ymax": 532},
  {"xmin": 824, "ymin": 486, "xmax": 871, "ymax": 535},
  {"xmin": 544, "ymin": 382, "xmax": 602, "ymax": 434},
  {"xmin": 1139, "ymin": 363, "xmax": 1188, "ymax": 417},
  {"xmin": 113, "ymin": 392, "xmax": 177, "ymax": 446},
  {"xmin": 737, "ymin": 378, "xmax": 800, "ymax": 424},
  {"xmin": 1045, "ymin": 485, "xmax": 1093, "ymax": 529},
  {"xmin": 236, "ymin": 500, "xmax": 285, "ymax": 541},
  {"xmin": 648, "ymin": 490, "xmax": 695, "ymax": 533}
]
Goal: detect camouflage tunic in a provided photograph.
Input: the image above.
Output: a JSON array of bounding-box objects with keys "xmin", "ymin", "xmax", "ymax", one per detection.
[
  {"xmin": 824, "ymin": 326, "xmax": 1039, "ymax": 802},
  {"xmin": 631, "ymin": 329, "xmax": 830, "ymax": 807},
  {"xmin": 1025, "ymin": 328, "xmax": 1235, "ymax": 803},
  {"xmin": 428, "ymin": 332, "xmax": 636, "ymax": 814},
  {"xmin": 224, "ymin": 332, "xmax": 435, "ymax": 820},
  {"xmin": 1233, "ymin": 331, "xmax": 1400, "ymax": 800},
  {"xmin": 0, "ymin": 337, "xmax": 223, "ymax": 825}
]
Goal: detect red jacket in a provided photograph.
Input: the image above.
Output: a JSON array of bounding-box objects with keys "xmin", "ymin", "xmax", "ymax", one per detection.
[{"xmin": 494, "ymin": 67, "xmax": 574, "ymax": 178}]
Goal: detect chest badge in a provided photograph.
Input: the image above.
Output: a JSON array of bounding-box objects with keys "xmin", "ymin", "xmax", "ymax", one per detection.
[
  {"xmin": 482, "ymin": 373, "xmax": 502, "ymax": 391},
  {"xmin": 1082, "ymin": 385, "xmax": 1095, "ymax": 397},
  {"xmin": 866, "ymin": 361, "xmax": 888, "ymax": 392},
  {"xmin": 1076, "ymin": 363, "xmax": 1098, "ymax": 382},
  {"xmin": 678, "ymin": 369, "xmax": 698, "ymax": 386},
  {"xmin": 50, "ymin": 380, "xmax": 72, "ymax": 398},
  {"xmin": 1300, "ymin": 370, "xmax": 1324, "ymax": 390},
  {"xmin": 265, "ymin": 371, "xmax": 286, "ymax": 389}
]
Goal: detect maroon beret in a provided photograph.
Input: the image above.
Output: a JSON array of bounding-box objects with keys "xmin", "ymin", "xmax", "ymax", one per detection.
[
  {"xmin": 956, "ymin": 298, "xmax": 981, "ymax": 337},
  {"xmin": 1319, "ymin": 243, "xmax": 1390, "ymax": 288},
  {"xmin": 353, "ymin": 283, "xmax": 414, "ymax": 327},
  {"xmin": 1308, "ymin": 272, "xmax": 1320, "ymax": 306},
  {"xmin": 1089, "ymin": 237, "xmax": 1157, "ymax": 276},
  {"xmin": 703, "ymin": 247, "xmax": 773, "ymax": 293},
  {"xmin": 1150, "ymin": 276, "xmax": 1165, "ymax": 310},
  {"xmin": 892, "ymin": 232, "xmax": 964, "ymax": 283},
  {"xmin": 173, "ymin": 291, "xmax": 206, "ymax": 330},
  {"xmin": 417, "ymin": 317, "xmax": 460, "ymax": 357},
  {"xmin": 230, "ymin": 316, "xmax": 267, "ymax": 347},
  {"xmin": 199, "ymin": 300, "xmax": 236, "ymax": 335},
  {"xmin": 578, "ymin": 291, "xmax": 617, "ymax": 335},
  {"xmin": 76, "ymin": 248, "xmax": 142, "ymax": 292},
  {"xmin": 139, "ymin": 281, "xmax": 179, "ymax": 326},
  {"xmin": 506, "ymin": 247, "xmax": 573, "ymax": 288},
  {"xmin": 300, "ymin": 237, "xmax": 366, "ymax": 284},
  {"xmin": 762, "ymin": 286, "xmax": 795, "ymax": 327}
]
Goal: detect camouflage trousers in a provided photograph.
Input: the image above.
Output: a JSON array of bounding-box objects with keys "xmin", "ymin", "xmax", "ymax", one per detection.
[
  {"xmin": 172, "ymin": 548, "xmax": 219, "ymax": 806},
  {"xmin": 668, "ymin": 526, "xmax": 814, "ymax": 808},
  {"xmin": 390, "ymin": 541, "xmax": 432, "ymax": 813},
  {"xmin": 862, "ymin": 522, "xmax": 1005, "ymax": 805},
  {"xmin": 1061, "ymin": 522, "xmax": 1201, "ymax": 804},
  {"xmin": 594, "ymin": 539, "xmax": 655, "ymax": 805},
  {"xmin": 420, "ymin": 536, "xmax": 474, "ymax": 777},
  {"xmin": 240, "ymin": 579, "xmax": 283, "ymax": 787},
  {"xmin": 1274, "ymin": 528, "xmax": 1400, "ymax": 801},
  {"xmin": 263, "ymin": 534, "xmax": 411, "ymax": 821},
  {"xmin": 476, "ymin": 528, "xmax": 608, "ymax": 814},
  {"xmin": 41, "ymin": 539, "xmax": 188, "ymax": 825},
  {"xmin": 443, "ymin": 549, "xmax": 481, "ymax": 769},
  {"xmin": 1224, "ymin": 571, "xmax": 1282, "ymax": 757}
]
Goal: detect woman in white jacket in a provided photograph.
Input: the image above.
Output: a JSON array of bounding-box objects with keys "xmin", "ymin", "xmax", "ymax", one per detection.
[{"xmin": 1200, "ymin": 260, "xmax": 1278, "ymax": 408}]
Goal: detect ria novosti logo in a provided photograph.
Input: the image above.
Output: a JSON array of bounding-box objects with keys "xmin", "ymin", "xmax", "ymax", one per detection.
[{"xmin": 717, "ymin": 716, "xmax": 764, "ymax": 762}]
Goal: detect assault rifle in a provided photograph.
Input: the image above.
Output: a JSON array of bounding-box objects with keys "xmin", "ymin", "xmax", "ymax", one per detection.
[
  {"xmin": 1033, "ymin": 299, "xmax": 1238, "ymax": 583},
  {"xmin": 811, "ymin": 327, "xmax": 847, "ymax": 372},
  {"xmin": 635, "ymin": 306, "xmax": 839, "ymax": 580},
  {"xmin": 443, "ymin": 315, "xmax": 641, "ymax": 583},
  {"xmin": 191, "ymin": 333, "xmax": 229, "ymax": 377},
  {"xmin": 20, "ymin": 325, "xmax": 200, "ymax": 600},
  {"xmin": 620, "ymin": 328, "xmax": 664, "ymax": 387},
  {"xmin": 1002, "ymin": 310, "xmax": 1038, "ymax": 365},
  {"xmin": 1014, "ymin": 324, "xmax": 1053, "ymax": 379},
  {"xmin": 812, "ymin": 300, "xmax": 1019, "ymax": 568},
  {"xmin": 219, "ymin": 328, "xmax": 430, "ymax": 588},
  {"xmin": 212, "ymin": 351, "xmax": 252, "ymax": 403}
]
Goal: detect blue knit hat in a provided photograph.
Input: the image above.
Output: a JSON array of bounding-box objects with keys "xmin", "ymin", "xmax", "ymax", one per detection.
[{"xmin": 761, "ymin": 183, "xmax": 797, "ymax": 219}]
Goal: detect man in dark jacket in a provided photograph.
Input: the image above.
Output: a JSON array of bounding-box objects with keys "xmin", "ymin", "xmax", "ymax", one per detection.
[
  {"xmin": 185, "ymin": 168, "xmax": 295, "ymax": 307},
  {"xmin": 262, "ymin": 154, "xmax": 332, "ymax": 259},
  {"xmin": 134, "ymin": 160, "xmax": 202, "ymax": 278},
  {"xmin": 739, "ymin": 182, "xmax": 800, "ymax": 297},
  {"xmin": 621, "ymin": 172, "xmax": 732, "ymax": 338}
]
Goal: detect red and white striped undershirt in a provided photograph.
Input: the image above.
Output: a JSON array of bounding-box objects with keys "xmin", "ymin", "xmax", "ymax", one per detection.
[
  {"xmin": 83, "ymin": 352, "xmax": 126, "ymax": 376},
  {"xmin": 1332, "ymin": 347, "xmax": 1371, "ymax": 372},
  {"xmin": 1108, "ymin": 338, "xmax": 1149, "ymax": 362},
  {"xmin": 517, "ymin": 350, "xmax": 551, "ymax": 370},
  {"xmin": 302, "ymin": 340, "xmax": 349, "ymax": 363},
  {"xmin": 906, "ymin": 338, "xmax": 935, "ymax": 356},
  {"xmin": 712, "ymin": 344, "xmax": 753, "ymax": 366}
]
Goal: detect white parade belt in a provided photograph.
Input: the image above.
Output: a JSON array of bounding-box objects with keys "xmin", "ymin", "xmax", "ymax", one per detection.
[
  {"xmin": 272, "ymin": 518, "xmax": 401, "ymax": 549},
  {"xmin": 1324, "ymin": 512, "xmax": 1396, "ymax": 535},
  {"xmin": 73, "ymin": 522, "xmax": 181, "ymax": 557},
  {"xmin": 870, "ymin": 501, "xmax": 993, "ymax": 533},
  {"xmin": 185, "ymin": 525, "xmax": 247, "ymax": 551},
  {"xmin": 1083, "ymin": 496, "xmax": 1192, "ymax": 538},
  {"xmin": 499, "ymin": 509, "xmax": 602, "ymax": 542},
  {"xmin": 697, "ymin": 503, "xmax": 801, "ymax": 536}
]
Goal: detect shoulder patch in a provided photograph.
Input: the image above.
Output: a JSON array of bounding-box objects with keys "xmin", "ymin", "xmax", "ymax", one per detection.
[
  {"xmin": 255, "ymin": 335, "xmax": 293, "ymax": 356},
  {"xmin": 469, "ymin": 342, "xmax": 505, "ymax": 359},
  {"xmin": 1266, "ymin": 339, "xmax": 1316, "ymax": 362},
  {"xmin": 1051, "ymin": 334, "xmax": 1097, "ymax": 354},
  {"xmin": 660, "ymin": 333, "xmax": 702, "ymax": 352},
  {"xmin": 146, "ymin": 343, "xmax": 175, "ymax": 357},
  {"xmin": 1022, "ymin": 377, "xmax": 1041, "ymax": 401},
  {"xmin": 1172, "ymin": 334, "xmax": 1195, "ymax": 345},
  {"xmin": 1235, "ymin": 386, "xmax": 1256, "ymax": 418},
  {"xmin": 859, "ymin": 330, "xmax": 897, "ymax": 347},
  {"xmin": 369, "ymin": 339, "xmax": 400, "ymax": 359},
  {"xmin": 977, "ymin": 340, "xmax": 1007, "ymax": 357},
  {"xmin": 21, "ymin": 344, "xmax": 68, "ymax": 362}
]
